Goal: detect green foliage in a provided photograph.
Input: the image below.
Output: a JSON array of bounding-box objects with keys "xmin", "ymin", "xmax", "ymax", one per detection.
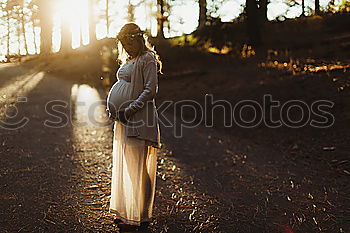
[{"xmin": 339, "ymin": 0, "xmax": 350, "ymax": 12}]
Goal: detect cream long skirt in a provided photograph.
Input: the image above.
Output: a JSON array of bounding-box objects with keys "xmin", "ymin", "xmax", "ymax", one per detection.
[{"xmin": 109, "ymin": 120, "xmax": 158, "ymax": 226}]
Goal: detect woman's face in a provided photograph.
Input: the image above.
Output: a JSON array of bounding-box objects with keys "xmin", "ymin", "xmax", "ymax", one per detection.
[{"xmin": 120, "ymin": 36, "xmax": 141, "ymax": 57}]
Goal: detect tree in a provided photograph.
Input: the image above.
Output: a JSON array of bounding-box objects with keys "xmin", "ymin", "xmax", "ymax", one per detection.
[
  {"xmin": 37, "ymin": 0, "xmax": 53, "ymax": 54},
  {"xmin": 18, "ymin": 2, "xmax": 29, "ymax": 54},
  {"xmin": 4, "ymin": 0, "xmax": 29, "ymax": 55},
  {"xmin": 157, "ymin": 0, "xmax": 165, "ymax": 38},
  {"xmin": 258, "ymin": 0, "xmax": 269, "ymax": 22},
  {"xmin": 315, "ymin": 0, "xmax": 320, "ymax": 15},
  {"xmin": 285, "ymin": 0, "xmax": 306, "ymax": 17},
  {"xmin": 106, "ymin": 0, "xmax": 109, "ymax": 36},
  {"xmin": 127, "ymin": 0, "xmax": 136, "ymax": 22},
  {"xmin": 28, "ymin": 0, "xmax": 39, "ymax": 54},
  {"xmin": 60, "ymin": 14, "xmax": 72, "ymax": 52},
  {"xmin": 245, "ymin": 0, "xmax": 262, "ymax": 47},
  {"xmin": 88, "ymin": 0, "xmax": 96, "ymax": 43},
  {"xmin": 198, "ymin": 0, "xmax": 207, "ymax": 29},
  {"xmin": 2, "ymin": 0, "xmax": 12, "ymax": 60},
  {"xmin": 301, "ymin": 0, "xmax": 305, "ymax": 16},
  {"xmin": 16, "ymin": 13, "xmax": 21, "ymax": 54},
  {"xmin": 126, "ymin": 0, "xmax": 146, "ymax": 24}
]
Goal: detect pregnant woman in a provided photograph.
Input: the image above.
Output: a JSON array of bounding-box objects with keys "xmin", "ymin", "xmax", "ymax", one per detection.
[{"xmin": 106, "ymin": 23, "xmax": 162, "ymax": 229}]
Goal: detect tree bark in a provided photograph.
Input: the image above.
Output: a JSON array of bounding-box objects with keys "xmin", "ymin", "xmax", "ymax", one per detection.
[
  {"xmin": 246, "ymin": 0, "xmax": 262, "ymax": 47},
  {"xmin": 198, "ymin": 0, "xmax": 207, "ymax": 29},
  {"xmin": 106, "ymin": 0, "xmax": 109, "ymax": 36},
  {"xmin": 259, "ymin": 0, "xmax": 268, "ymax": 22},
  {"xmin": 17, "ymin": 24, "xmax": 21, "ymax": 55},
  {"xmin": 301, "ymin": 0, "xmax": 305, "ymax": 16},
  {"xmin": 6, "ymin": 10, "xmax": 10, "ymax": 61},
  {"xmin": 31, "ymin": 19, "xmax": 38, "ymax": 54},
  {"xmin": 127, "ymin": 0, "xmax": 136, "ymax": 22},
  {"xmin": 60, "ymin": 16, "xmax": 72, "ymax": 52},
  {"xmin": 157, "ymin": 0, "xmax": 165, "ymax": 39},
  {"xmin": 315, "ymin": 0, "xmax": 320, "ymax": 15},
  {"xmin": 20, "ymin": 7, "xmax": 29, "ymax": 54},
  {"xmin": 38, "ymin": 0, "xmax": 53, "ymax": 54},
  {"xmin": 80, "ymin": 26, "xmax": 83, "ymax": 46},
  {"xmin": 88, "ymin": 0, "xmax": 96, "ymax": 43}
]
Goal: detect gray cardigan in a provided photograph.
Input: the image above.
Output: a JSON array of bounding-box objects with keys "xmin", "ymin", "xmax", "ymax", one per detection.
[{"xmin": 124, "ymin": 50, "xmax": 161, "ymax": 149}]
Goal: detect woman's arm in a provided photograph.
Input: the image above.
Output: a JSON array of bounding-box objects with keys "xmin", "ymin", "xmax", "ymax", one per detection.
[{"xmin": 124, "ymin": 53, "xmax": 158, "ymax": 117}]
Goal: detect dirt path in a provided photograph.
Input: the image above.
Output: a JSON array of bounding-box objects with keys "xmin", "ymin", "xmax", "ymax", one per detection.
[{"xmin": 0, "ymin": 64, "xmax": 349, "ymax": 233}]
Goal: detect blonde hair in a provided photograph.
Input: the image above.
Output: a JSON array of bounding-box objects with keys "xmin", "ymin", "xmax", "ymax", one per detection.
[{"xmin": 116, "ymin": 23, "xmax": 163, "ymax": 75}]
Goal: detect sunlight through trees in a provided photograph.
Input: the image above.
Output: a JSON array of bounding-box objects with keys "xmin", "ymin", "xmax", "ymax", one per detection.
[{"xmin": 0, "ymin": 0, "xmax": 348, "ymax": 59}]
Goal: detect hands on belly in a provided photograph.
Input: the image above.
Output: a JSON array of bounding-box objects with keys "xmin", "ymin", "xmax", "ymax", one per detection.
[{"xmin": 106, "ymin": 108, "xmax": 132, "ymax": 124}]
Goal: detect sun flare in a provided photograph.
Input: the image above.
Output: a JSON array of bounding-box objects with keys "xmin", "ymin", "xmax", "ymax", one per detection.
[{"xmin": 55, "ymin": 0, "xmax": 89, "ymax": 50}]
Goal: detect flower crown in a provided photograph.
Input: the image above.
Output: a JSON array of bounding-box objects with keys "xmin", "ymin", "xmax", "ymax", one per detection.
[{"xmin": 117, "ymin": 29, "xmax": 144, "ymax": 41}]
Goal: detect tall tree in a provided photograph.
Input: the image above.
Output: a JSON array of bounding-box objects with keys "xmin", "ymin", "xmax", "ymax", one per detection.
[
  {"xmin": 88, "ymin": 0, "xmax": 96, "ymax": 43},
  {"xmin": 18, "ymin": 3, "xmax": 29, "ymax": 54},
  {"xmin": 2, "ymin": 1, "xmax": 12, "ymax": 60},
  {"xmin": 127, "ymin": 0, "xmax": 136, "ymax": 22},
  {"xmin": 157, "ymin": 0, "xmax": 165, "ymax": 38},
  {"xmin": 198, "ymin": 0, "xmax": 207, "ymax": 29},
  {"xmin": 80, "ymin": 14, "xmax": 83, "ymax": 46},
  {"xmin": 60, "ymin": 14, "xmax": 72, "ymax": 52},
  {"xmin": 301, "ymin": 0, "xmax": 305, "ymax": 16},
  {"xmin": 6, "ymin": 6, "xmax": 11, "ymax": 59},
  {"xmin": 16, "ymin": 20, "xmax": 21, "ymax": 54},
  {"xmin": 315, "ymin": 0, "xmax": 320, "ymax": 15},
  {"xmin": 106, "ymin": 0, "xmax": 109, "ymax": 36},
  {"xmin": 127, "ymin": 0, "xmax": 145, "ymax": 23},
  {"xmin": 245, "ymin": 0, "xmax": 262, "ymax": 47},
  {"xmin": 5, "ymin": 0, "xmax": 29, "ymax": 55},
  {"xmin": 28, "ymin": 0, "xmax": 39, "ymax": 54},
  {"xmin": 37, "ymin": 0, "xmax": 53, "ymax": 54},
  {"xmin": 258, "ymin": 0, "xmax": 268, "ymax": 22}
]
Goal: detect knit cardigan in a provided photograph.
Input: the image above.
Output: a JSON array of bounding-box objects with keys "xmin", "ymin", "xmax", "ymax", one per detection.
[{"xmin": 124, "ymin": 50, "xmax": 161, "ymax": 149}]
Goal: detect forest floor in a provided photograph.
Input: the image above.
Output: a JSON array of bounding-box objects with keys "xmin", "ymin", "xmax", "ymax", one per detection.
[{"xmin": 0, "ymin": 42, "xmax": 349, "ymax": 233}]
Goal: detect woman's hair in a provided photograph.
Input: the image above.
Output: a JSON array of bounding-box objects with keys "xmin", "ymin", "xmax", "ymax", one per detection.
[{"xmin": 116, "ymin": 23, "xmax": 163, "ymax": 74}]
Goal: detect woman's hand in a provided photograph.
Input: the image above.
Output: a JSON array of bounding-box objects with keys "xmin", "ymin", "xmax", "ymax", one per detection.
[
  {"xmin": 106, "ymin": 108, "xmax": 133, "ymax": 124},
  {"xmin": 116, "ymin": 108, "xmax": 134, "ymax": 124},
  {"xmin": 106, "ymin": 108, "xmax": 117, "ymax": 121}
]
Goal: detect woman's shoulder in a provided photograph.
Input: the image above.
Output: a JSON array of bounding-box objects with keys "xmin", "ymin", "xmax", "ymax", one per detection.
[{"xmin": 140, "ymin": 50, "xmax": 156, "ymax": 63}]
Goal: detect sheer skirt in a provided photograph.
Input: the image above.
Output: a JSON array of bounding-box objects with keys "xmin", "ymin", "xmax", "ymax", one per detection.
[{"xmin": 109, "ymin": 120, "xmax": 158, "ymax": 226}]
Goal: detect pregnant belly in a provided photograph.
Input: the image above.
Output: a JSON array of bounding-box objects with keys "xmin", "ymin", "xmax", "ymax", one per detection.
[{"xmin": 106, "ymin": 80, "xmax": 132, "ymax": 113}]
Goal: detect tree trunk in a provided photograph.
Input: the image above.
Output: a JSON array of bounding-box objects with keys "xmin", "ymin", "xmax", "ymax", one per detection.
[
  {"xmin": 31, "ymin": 19, "xmax": 38, "ymax": 54},
  {"xmin": 106, "ymin": 0, "xmax": 109, "ymax": 37},
  {"xmin": 20, "ymin": 7, "xmax": 29, "ymax": 55},
  {"xmin": 315, "ymin": 0, "xmax": 320, "ymax": 15},
  {"xmin": 6, "ymin": 11, "xmax": 10, "ymax": 61},
  {"xmin": 60, "ymin": 17, "xmax": 72, "ymax": 52},
  {"xmin": 38, "ymin": 0, "xmax": 53, "ymax": 54},
  {"xmin": 301, "ymin": 0, "xmax": 305, "ymax": 16},
  {"xmin": 127, "ymin": 0, "xmax": 136, "ymax": 22},
  {"xmin": 80, "ymin": 17, "xmax": 84, "ymax": 46},
  {"xmin": 198, "ymin": 0, "xmax": 207, "ymax": 29},
  {"xmin": 259, "ymin": 0, "xmax": 268, "ymax": 22},
  {"xmin": 157, "ymin": 0, "xmax": 165, "ymax": 39},
  {"xmin": 246, "ymin": 0, "xmax": 262, "ymax": 47},
  {"xmin": 17, "ymin": 24, "xmax": 21, "ymax": 55},
  {"xmin": 88, "ymin": 0, "xmax": 96, "ymax": 43}
]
